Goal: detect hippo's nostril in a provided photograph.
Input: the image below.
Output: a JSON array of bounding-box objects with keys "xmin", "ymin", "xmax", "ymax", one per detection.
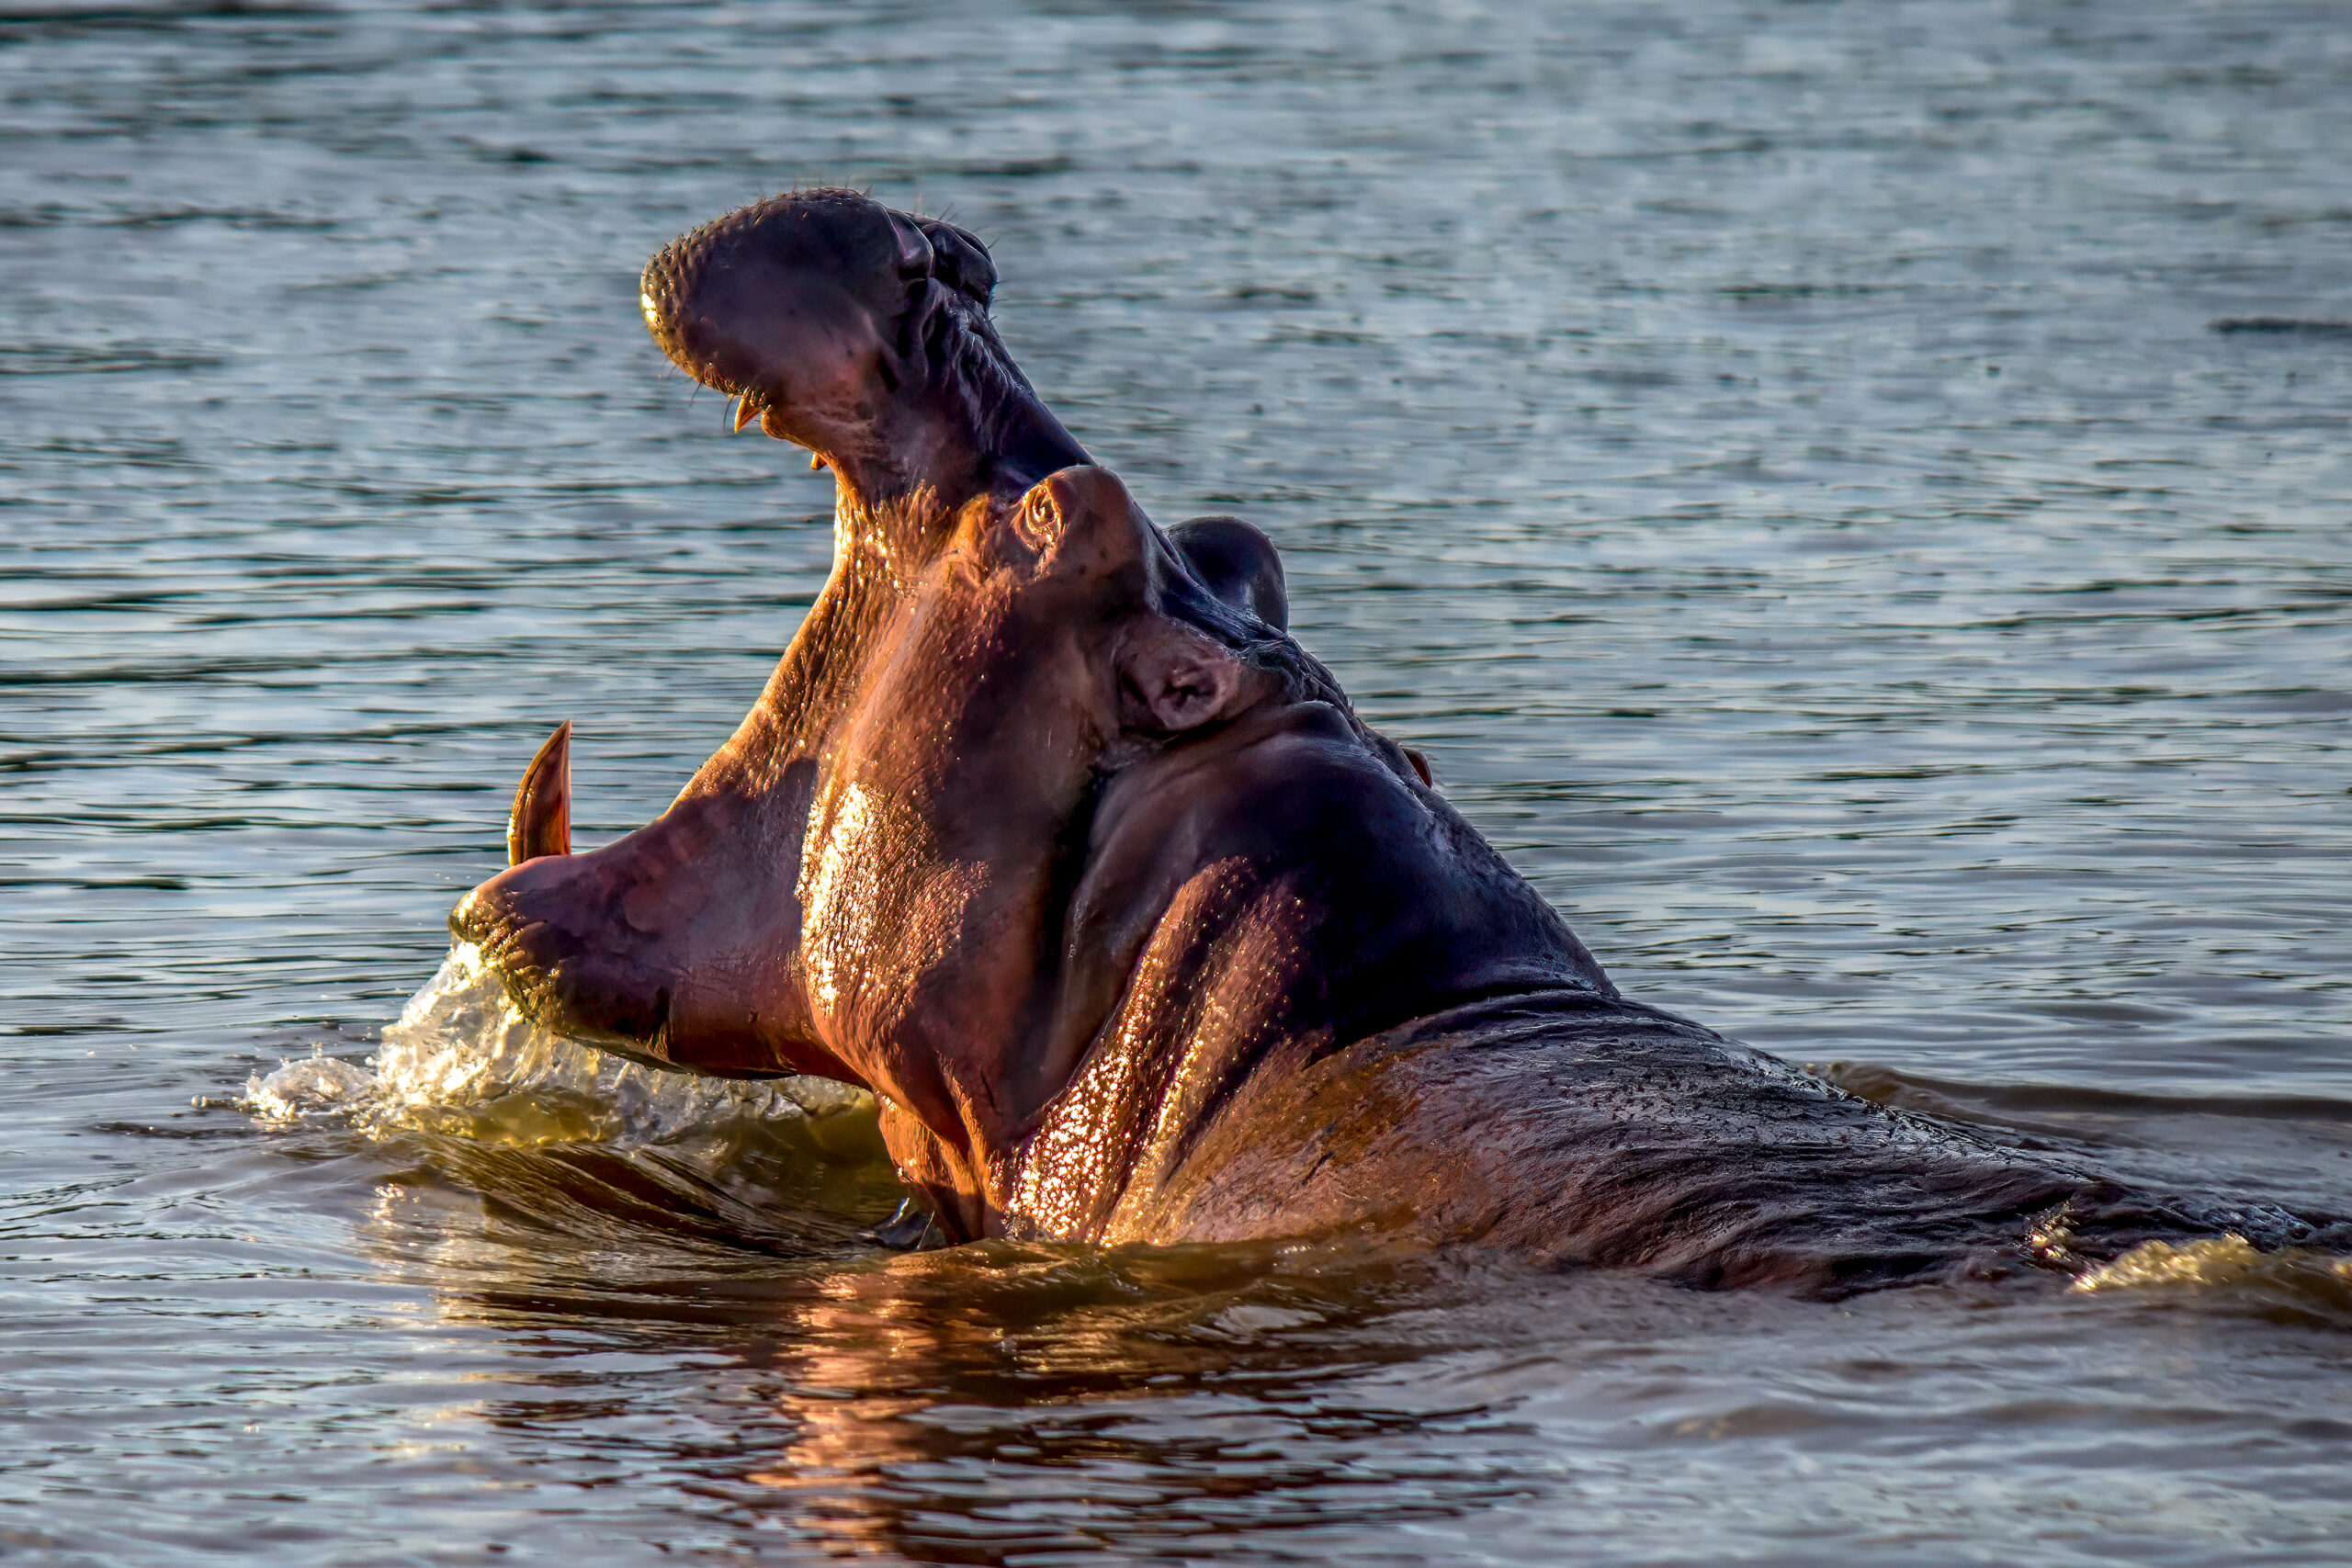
[
  {"xmin": 885, "ymin": 210, "xmax": 933, "ymax": 281},
  {"xmin": 918, "ymin": 220, "xmax": 996, "ymax": 310}
]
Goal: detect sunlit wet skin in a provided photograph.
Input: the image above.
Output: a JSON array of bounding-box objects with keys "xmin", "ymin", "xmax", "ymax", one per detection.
[
  {"xmin": 458, "ymin": 191, "xmax": 1068, "ymax": 1065},
  {"xmin": 455, "ymin": 190, "xmax": 2343, "ymax": 1292}
]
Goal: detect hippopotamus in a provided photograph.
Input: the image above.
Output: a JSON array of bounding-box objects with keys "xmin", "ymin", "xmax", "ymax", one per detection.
[{"xmin": 452, "ymin": 190, "xmax": 2336, "ymax": 1292}]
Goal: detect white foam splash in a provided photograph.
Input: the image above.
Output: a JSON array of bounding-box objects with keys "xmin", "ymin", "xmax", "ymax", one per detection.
[
  {"xmin": 242, "ymin": 1052, "xmax": 379, "ymax": 1121},
  {"xmin": 241, "ymin": 943, "xmax": 874, "ymax": 1147}
]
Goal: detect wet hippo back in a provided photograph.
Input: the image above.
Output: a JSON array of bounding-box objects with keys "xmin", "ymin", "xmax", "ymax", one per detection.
[
  {"xmin": 1075, "ymin": 990, "xmax": 2337, "ymax": 1293},
  {"xmin": 1130, "ymin": 991, "xmax": 2071, "ymax": 1291}
]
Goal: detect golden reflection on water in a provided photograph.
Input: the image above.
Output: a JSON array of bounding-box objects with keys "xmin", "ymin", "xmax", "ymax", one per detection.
[
  {"xmin": 327, "ymin": 1110, "xmax": 2352, "ymax": 1564},
  {"xmin": 721, "ymin": 1241, "xmax": 1496, "ymax": 1559},
  {"xmin": 369, "ymin": 1147, "xmax": 1504, "ymax": 1559}
]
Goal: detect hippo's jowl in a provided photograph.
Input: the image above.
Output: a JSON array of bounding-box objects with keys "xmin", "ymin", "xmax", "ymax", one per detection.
[{"xmin": 452, "ymin": 191, "xmax": 2337, "ymax": 1292}]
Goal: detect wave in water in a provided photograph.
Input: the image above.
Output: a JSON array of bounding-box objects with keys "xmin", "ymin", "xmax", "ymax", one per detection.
[{"xmin": 241, "ymin": 943, "xmax": 878, "ymax": 1153}]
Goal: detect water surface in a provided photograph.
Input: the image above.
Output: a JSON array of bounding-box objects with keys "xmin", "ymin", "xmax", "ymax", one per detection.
[{"xmin": 5, "ymin": 1, "xmax": 2350, "ymax": 1562}]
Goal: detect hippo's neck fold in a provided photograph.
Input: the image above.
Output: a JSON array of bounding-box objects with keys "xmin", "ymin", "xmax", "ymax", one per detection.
[{"xmin": 1003, "ymin": 856, "xmax": 1320, "ymax": 1243}]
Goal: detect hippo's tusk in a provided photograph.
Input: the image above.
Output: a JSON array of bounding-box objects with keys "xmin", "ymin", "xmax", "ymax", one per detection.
[
  {"xmin": 730, "ymin": 393, "xmax": 759, "ymax": 434},
  {"xmin": 507, "ymin": 720, "xmax": 572, "ymax": 866}
]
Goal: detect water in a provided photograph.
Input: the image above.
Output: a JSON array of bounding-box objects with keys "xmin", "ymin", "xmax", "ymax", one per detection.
[{"xmin": 5, "ymin": 0, "xmax": 2350, "ymax": 1560}]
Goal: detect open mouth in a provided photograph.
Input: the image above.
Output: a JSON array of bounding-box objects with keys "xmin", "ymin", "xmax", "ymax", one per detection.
[{"xmin": 724, "ymin": 388, "xmax": 822, "ymax": 459}]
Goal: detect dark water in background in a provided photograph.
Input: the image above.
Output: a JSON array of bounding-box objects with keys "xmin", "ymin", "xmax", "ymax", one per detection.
[{"xmin": 5, "ymin": 0, "xmax": 2352, "ymax": 1561}]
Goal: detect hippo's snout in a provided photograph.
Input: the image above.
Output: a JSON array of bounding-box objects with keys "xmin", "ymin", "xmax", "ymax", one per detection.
[
  {"xmin": 639, "ymin": 189, "xmax": 1003, "ymax": 433},
  {"xmin": 641, "ymin": 191, "xmax": 895, "ymax": 400}
]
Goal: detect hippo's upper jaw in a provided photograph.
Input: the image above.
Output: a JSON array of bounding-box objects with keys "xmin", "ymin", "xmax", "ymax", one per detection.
[{"xmin": 639, "ymin": 189, "xmax": 1090, "ymax": 522}]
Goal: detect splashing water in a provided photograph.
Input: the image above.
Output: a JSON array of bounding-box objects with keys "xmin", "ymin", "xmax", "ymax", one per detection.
[
  {"xmin": 241, "ymin": 944, "xmax": 876, "ymax": 1151},
  {"xmin": 2073, "ymin": 1235, "xmax": 2352, "ymax": 1320}
]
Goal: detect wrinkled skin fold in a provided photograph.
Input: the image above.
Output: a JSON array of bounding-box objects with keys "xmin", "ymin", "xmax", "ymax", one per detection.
[{"xmin": 453, "ymin": 191, "xmax": 2346, "ymax": 1292}]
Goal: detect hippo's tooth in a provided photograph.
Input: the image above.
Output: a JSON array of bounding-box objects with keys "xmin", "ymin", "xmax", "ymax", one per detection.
[
  {"xmin": 810, "ymin": 451, "xmax": 827, "ymax": 470},
  {"xmin": 506, "ymin": 720, "xmax": 572, "ymax": 866},
  {"xmin": 730, "ymin": 393, "xmax": 760, "ymax": 434}
]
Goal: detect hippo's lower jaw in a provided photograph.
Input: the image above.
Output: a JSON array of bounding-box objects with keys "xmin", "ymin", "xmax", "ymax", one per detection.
[
  {"xmin": 449, "ymin": 893, "xmax": 662, "ymax": 1055},
  {"xmin": 453, "ymin": 765, "xmax": 847, "ymax": 1085},
  {"xmin": 449, "ymin": 838, "xmax": 684, "ymax": 1064},
  {"xmin": 448, "ymin": 877, "xmax": 823, "ymax": 1083}
]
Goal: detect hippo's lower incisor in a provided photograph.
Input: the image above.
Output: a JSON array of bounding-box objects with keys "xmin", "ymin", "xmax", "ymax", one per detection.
[{"xmin": 451, "ymin": 190, "xmax": 2342, "ymax": 1293}]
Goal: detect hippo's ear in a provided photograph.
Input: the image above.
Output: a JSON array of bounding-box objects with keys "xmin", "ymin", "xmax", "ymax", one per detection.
[
  {"xmin": 1117, "ymin": 619, "xmax": 1250, "ymax": 734},
  {"xmin": 1167, "ymin": 515, "xmax": 1287, "ymax": 632}
]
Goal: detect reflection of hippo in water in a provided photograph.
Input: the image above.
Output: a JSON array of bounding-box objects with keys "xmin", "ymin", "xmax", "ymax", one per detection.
[{"xmin": 454, "ymin": 190, "xmax": 2338, "ymax": 1292}]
